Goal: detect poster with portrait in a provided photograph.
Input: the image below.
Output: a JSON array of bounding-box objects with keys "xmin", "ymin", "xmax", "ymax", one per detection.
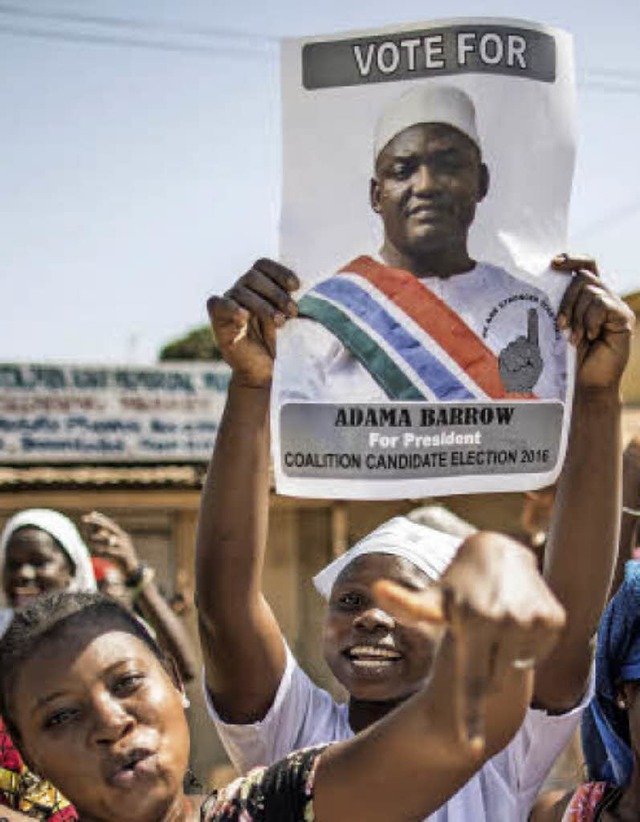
[{"xmin": 272, "ymin": 18, "xmax": 577, "ymax": 499}]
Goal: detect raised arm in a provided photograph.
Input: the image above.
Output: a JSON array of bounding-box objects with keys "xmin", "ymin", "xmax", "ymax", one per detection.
[
  {"xmin": 533, "ymin": 255, "xmax": 635, "ymax": 711},
  {"xmin": 83, "ymin": 511, "xmax": 198, "ymax": 682},
  {"xmin": 196, "ymin": 259, "xmax": 300, "ymax": 722}
]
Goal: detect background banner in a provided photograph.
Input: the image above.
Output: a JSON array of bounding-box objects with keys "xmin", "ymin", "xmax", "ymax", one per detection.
[{"xmin": 0, "ymin": 362, "xmax": 229, "ymax": 463}]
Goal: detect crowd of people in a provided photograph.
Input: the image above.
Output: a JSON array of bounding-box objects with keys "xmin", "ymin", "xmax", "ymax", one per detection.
[{"xmin": 0, "ymin": 243, "xmax": 636, "ymax": 821}]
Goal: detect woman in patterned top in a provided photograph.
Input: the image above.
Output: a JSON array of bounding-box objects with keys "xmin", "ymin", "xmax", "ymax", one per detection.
[{"xmin": 0, "ymin": 528, "xmax": 564, "ymax": 822}]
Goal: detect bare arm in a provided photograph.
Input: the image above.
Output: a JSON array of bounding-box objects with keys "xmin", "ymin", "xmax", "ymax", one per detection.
[
  {"xmin": 83, "ymin": 512, "xmax": 199, "ymax": 682},
  {"xmin": 196, "ymin": 259, "xmax": 300, "ymax": 722},
  {"xmin": 314, "ymin": 533, "xmax": 566, "ymax": 822},
  {"xmin": 533, "ymin": 255, "xmax": 635, "ymax": 711}
]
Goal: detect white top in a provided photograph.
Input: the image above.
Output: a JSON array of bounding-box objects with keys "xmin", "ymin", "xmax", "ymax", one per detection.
[
  {"xmin": 273, "ymin": 261, "xmax": 569, "ymax": 405},
  {"xmin": 206, "ymin": 647, "xmax": 592, "ymax": 822}
]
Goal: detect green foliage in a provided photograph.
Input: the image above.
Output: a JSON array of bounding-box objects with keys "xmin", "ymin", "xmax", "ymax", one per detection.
[{"xmin": 159, "ymin": 325, "xmax": 222, "ymax": 361}]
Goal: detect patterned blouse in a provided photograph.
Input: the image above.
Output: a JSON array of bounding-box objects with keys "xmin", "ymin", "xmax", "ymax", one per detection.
[
  {"xmin": 0, "ymin": 716, "xmax": 77, "ymax": 820},
  {"xmin": 201, "ymin": 746, "xmax": 325, "ymax": 822},
  {"xmin": 562, "ymin": 781, "xmax": 623, "ymax": 821}
]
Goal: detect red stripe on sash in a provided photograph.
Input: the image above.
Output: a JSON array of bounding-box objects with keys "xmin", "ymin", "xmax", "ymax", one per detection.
[{"xmin": 340, "ymin": 256, "xmax": 534, "ymax": 400}]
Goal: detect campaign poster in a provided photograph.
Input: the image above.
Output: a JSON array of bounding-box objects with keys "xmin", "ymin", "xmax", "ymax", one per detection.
[{"xmin": 273, "ymin": 18, "xmax": 576, "ymax": 499}]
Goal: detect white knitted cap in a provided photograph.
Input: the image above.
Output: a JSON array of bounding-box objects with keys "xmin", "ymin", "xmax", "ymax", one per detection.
[
  {"xmin": 313, "ymin": 516, "xmax": 460, "ymax": 600},
  {"xmin": 374, "ymin": 84, "xmax": 480, "ymax": 159}
]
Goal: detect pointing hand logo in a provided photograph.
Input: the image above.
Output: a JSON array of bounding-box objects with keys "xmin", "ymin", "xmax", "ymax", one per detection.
[{"xmin": 498, "ymin": 308, "xmax": 543, "ymax": 393}]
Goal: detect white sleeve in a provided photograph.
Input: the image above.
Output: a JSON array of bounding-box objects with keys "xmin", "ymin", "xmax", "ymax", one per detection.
[{"xmin": 203, "ymin": 644, "xmax": 345, "ymax": 774}]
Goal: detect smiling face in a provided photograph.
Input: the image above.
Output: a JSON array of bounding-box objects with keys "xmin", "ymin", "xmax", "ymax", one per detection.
[
  {"xmin": 3, "ymin": 527, "xmax": 73, "ymax": 607},
  {"xmin": 11, "ymin": 623, "xmax": 190, "ymax": 822},
  {"xmin": 371, "ymin": 123, "xmax": 489, "ymax": 277},
  {"xmin": 322, "ymin": 553, "xmax": 442, "ymax": 703}
]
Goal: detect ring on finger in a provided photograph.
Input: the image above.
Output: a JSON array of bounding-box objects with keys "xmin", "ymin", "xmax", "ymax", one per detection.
[{"xmin": 512, "ymin": 657, "xmax": 536, "ymax": 671}]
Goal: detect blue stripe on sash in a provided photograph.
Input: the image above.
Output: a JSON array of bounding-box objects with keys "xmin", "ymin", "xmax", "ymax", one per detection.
[{"xmin": 313, "ymin": 278, "xmax": 475, "ymax": 401}]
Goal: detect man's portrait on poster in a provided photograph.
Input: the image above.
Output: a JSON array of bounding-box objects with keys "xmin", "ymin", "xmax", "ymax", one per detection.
[{"xmin": 275, "ymin": 83, "xmax": 567, "ymax": 406}]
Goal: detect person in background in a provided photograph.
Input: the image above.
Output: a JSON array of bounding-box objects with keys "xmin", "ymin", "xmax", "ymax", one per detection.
[
  {"xmin": 83, "ymin": 511, "xmax": 197, "ymax": 683},
  {"xmin": 0, "ymin": 531, "xmax": 566, "ymax": 822},
  {"xmin": 0, "ymin": 508, "xmax": 96, "ymax": 820},
  {"xmin": 531, "ymin": 561, "xmax": 640, "ymax": 821}
]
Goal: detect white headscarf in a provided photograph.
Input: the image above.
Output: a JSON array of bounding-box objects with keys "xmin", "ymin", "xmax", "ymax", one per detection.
[
  {"xmin": 313, "ymin": 516, "xmax": 461, "ymax": 600},
  {"xmin": 0, "ymin": 509, "xmax": 96, "ymax": 593}
]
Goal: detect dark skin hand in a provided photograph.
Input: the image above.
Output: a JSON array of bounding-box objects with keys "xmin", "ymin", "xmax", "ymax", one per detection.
[
  {"xmin": 207, "ymin": 258, "xmax": 299, "ymax": 388},
  {"xmin": 83, "ymin": 511, "xmax": 198, "ymax": 683},
  {"xmin": 372, "ymin": 533, "xmax": 566, "ymax": 748}
]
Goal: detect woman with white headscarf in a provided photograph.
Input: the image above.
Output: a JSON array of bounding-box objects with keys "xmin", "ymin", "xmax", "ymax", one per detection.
[
  {"xmin": 0, "ymin": 508, "xmax": 95, "ymax": 821},
  {"xmin": 0, "ymin": 509, "xmax": 96, "ymax": 613}
]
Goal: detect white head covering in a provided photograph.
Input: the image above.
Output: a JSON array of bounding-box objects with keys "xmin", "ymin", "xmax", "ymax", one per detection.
[
  {"xmin": 313, "ymin": 516, "xmax": 461, "ymax": 600},
  {"xmin": 0, "ymin": 509, "xmax": 96, "ymax": 593},
  {"xmin": 374, "ymin": 84, "xmax": 481, "ymax": 160}
]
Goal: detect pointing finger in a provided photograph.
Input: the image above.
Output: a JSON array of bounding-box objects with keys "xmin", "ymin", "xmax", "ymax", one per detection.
[{"xmin": 527, "ymin": 309, "xmax": 539, "ymax": 348}]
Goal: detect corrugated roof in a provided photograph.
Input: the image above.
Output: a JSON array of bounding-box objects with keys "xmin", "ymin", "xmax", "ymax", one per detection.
[{"xmin": 0, "ymin": 464, "xmax": 206, "ymax": 490}]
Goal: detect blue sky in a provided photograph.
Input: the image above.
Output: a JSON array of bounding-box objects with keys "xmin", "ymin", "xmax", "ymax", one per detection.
[{"xmin": 2, "ymin": 0, "xmax": 639, "ymax": 363}]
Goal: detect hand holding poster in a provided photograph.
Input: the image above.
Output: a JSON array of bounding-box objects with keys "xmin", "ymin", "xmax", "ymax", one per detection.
[{"xmin": 272, "ymin": 18, "xmax": 578, "ymax": 499}]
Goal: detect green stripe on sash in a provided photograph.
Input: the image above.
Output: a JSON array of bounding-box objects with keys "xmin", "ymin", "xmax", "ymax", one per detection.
[{"xmin": 298, "ymin": 295, "xmax": 425, "ymax": 400}]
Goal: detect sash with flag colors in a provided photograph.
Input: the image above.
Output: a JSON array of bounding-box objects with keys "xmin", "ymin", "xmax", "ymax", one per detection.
[{"xmin": 297, "ymin": 255, "xmax": 527, "ymax": 402}]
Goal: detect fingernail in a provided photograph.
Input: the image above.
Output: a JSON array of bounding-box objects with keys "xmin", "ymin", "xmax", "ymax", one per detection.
[
  {"xmin": 274, "ymin": 312, "xmax": 286, "ymax": 327},
  {"xmin": 557, "ymin": 314, "xmax": 567, "ymax": 330},
  {"xmin": 553, "ymin": 253, "xmax": 567, "ymax": 263}
]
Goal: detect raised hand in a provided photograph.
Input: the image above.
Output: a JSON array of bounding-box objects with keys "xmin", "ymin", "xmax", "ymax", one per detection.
[
  {"xmin": 373, "ymin": 532, "xmax": 566, "ymax": 751},
  {"xmin": 498, "ymin": 307, "xmax": 544, "ymax": 392},
  {"xmin": 82, "ymin": 511, "xmax": 139, "ymax": 577},
  {"xmin": 553, "ymin": 254, "xmax": 635, "ymax": 391},
  {"xmin": 207, "ymin": 259, "xmax": 300, "ymax": 388}
]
